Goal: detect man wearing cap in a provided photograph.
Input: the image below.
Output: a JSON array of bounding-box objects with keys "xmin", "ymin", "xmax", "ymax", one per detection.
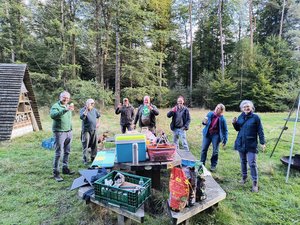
[
  {"xmin": 80, "ymin": 99, "xmax": 101, "ymax": 165},
  {"xmin": 115, "ymin": 98, "xmax": 135, "ymax": 133},
  {"xmin": 50, "ymin": 91, "xmax": 75, "ymax": 182}
]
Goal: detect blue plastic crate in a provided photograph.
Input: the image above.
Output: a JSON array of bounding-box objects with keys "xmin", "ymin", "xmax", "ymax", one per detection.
[
  {"xmin": 42, "ymin": 137, "xmax": 55, "ymax": 150},
  {"xmin": 116, "ymin": 142, "xmax": 146, "ymax": 163}
]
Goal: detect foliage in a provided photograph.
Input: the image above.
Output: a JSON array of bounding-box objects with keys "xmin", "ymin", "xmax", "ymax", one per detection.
[{"xmin": 122, "ymin": 85, "xmax": 170, "ymax": 107}]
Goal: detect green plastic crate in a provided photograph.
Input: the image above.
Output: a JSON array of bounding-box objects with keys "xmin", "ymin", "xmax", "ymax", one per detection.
[{"xmin": 94, "ymin": 170, "xmax": 151, "ymax": 212}]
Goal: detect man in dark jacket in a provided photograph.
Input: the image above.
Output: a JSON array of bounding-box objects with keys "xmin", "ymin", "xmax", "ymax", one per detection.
[
  {"xmin": 167, "ymin": 96, "xmax": 191, "ymax": 151},
  {"xmin": 134, "ymin": 95, "xmax": 159, "ymax": 134},
  {"xmin": 115, "ymin": 98, "xmax": 135, "ymax": 133}
]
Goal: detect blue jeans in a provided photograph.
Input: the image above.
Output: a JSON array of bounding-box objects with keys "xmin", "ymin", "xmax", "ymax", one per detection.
[
  {"xmin": 239, "ymin": 151, "xmax": 258, "ymax": 182},
  {"xmin": 173, "ymin": 128, "xmax": 189, "ymax": 151},
  {"xmin": 200, "ymin": 133, "xmax": 220, "ymax": 167}
]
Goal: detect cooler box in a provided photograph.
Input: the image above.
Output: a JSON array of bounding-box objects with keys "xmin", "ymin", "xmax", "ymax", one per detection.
[
  {"xmin": 115, "ymin": 134, "xmax": 147, "ymax": 163},
  {"xmin": 147, "ymin": 143, "xmax": 176, "ymax": 162}
]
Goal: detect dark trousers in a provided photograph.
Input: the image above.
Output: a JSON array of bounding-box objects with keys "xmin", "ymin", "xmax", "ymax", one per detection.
[
  {"xmin": 82, "ymin": 130, "xmax": 98, "ymax": 162},
  {"xmin": 53, "ymin": 131, "xmax": 72, "ymax": 173},
  {"xmin": 121, "ymin": 124, "xmax": 132, "ymax": 134},
  {"xmin": 200, "ymin": 133, "xmax": 220, "ymax": 167},
  {"xmin": 239, "ymin": 151, "xmax": 258, "ymax": 182}
]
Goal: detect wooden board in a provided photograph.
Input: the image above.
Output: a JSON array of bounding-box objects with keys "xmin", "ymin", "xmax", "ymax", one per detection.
[
  {"xmin": 169, "ymin": 175, "xmax": 226, "ymax": 225},
  {"xmin": 78, "ymin": 186, "xmax": 144, "ymax": 224}
]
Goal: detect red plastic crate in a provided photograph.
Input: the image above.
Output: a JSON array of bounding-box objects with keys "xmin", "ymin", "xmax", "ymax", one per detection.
[{"xmin": 147, "ymin": 144, "xmax": 176, "ymax": 161}]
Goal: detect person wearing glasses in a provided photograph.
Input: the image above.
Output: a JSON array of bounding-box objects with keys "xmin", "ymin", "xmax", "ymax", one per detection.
[
  {"xmin": 115, "ymin": 98, "xmax": 135, "ymax": 133},
  {"xmin": 50, "ymin": 91, "xmax": 75, "ymax": 182},
  {"xmin": 232, "ymin": 100, "xmax": 266, "ymax": 192},
  {"xmin": 167, "ymin": 96, "xmax": 191, "ymax": 151},
  {"xmin": 80, "ymin": 98, "xmax": 101, "ymax": 165},
  {"xmin": 200, "ymin": 103, "xmax": 228, "ymax": 172}
]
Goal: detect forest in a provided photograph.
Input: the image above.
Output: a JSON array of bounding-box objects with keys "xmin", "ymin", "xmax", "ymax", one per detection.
[{"xmin": 0, "ymin": 0, "xmax": 299, "ymax": 111}]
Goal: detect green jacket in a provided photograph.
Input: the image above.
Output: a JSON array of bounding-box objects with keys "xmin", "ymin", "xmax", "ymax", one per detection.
[{"xmin": 50, "ymin": 101, "xmax": 72, "ymax": 132}]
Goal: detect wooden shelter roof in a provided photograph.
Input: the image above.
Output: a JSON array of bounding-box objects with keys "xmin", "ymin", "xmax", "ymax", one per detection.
[{"xmin": 0, "ymin": 63, "xmax": 42, "ymax": 141}]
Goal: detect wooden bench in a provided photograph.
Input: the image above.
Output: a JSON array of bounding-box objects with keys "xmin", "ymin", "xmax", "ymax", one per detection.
[
  {"xmin": 78, "ymin": 186, "xmax": 144, "ymax": 225},
  {"xmin": 168, "ymin": 173, "xmax": 226, "ymax": 225}
]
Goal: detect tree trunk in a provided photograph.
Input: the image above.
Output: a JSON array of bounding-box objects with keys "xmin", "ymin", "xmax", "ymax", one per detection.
[
  {"xmin": 189, "ymin": 0, "xmax": 193, "ymax": 102},
  {"xmin": 115, "ymin": 30, "xmax": 120, "ymax": 108},
  {"xmin": 279, "ymin": 0, "xmax": 286, "ymax": 39},
  {"xmin": 249, "ymin": 0, "xmax": 253, "ymax": 53},
  {"xmin": 95, "ymin": 0, "xmax": 103, "ymax": 84},
  {"xmin": 71, "ymin": 33, "xmax": 76, "ymax": 78},
  {"xmin": 218, "ymin": 0, "xmax": 225, "ymax": 79},
  {"xmin": 5, "ymin": 2, "xmax": 15, "ymax": 62},
  {"xmin": 60, "ymin": 0, "xmax": 67, "ymax": 84}
]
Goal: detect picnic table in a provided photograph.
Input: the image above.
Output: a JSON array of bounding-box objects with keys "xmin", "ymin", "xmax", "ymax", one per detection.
[
  {"xmin": 114, "ymin": 150, "xmax": 182, "ymax": 189},
  {"xmin": 168, "ymin": 170, "xmax": 226, "ymax": 225}
]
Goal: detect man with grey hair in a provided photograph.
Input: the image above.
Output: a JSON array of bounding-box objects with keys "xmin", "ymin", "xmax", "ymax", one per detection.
[
  {"xmin": 80, "ymin": 98, "xmax": 101, "ymax": 165},
  {"xmin": 134, "ymin": 95, "xmax": 159, "ymax": 134},
  {"xmin": 50, "ymin": 91, "xmax": 75, "ymax": 182}
]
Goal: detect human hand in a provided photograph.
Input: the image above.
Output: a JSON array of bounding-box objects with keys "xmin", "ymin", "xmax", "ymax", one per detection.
[
  {"xmin": 118, "ymin": 103, "xmax": 122, "ymax": 108},
  {"xmin": 172, "ymin": 106, "xmax": 177, "ymax": 112},
  {"xmin": 202, "ymin": 116, "xmax": 208, "ymax": 125},
  {"xmin": 261, "ymin": 144, "xmax": 266, "ymax": 152},
  {"xmin": 232, "ymin": 117, "xmax": 237, "ymax": 123},
  {"xmin": 96, "ymin": 122, "xmax": 100, "ymax": 129},
  {"xmin": 133, "ymin": 124, "xmax": 136, "ymax": 130},
  {"xmin": 222, "ymin": 143, "xmax": 226, "ymax": 150},
  {"xmin": 68, "ymin": 103, "xmax": 74, "ymax": 111}
]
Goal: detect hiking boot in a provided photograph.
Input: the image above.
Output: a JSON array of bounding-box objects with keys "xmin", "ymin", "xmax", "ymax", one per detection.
[
  {"xmin": 62, "ymin": 167, "xmax": 75, "ymax": 175},
  {"xmin": 239, "ymin": 177, "xmax": 247, "ymax": 185},
  {"xmin": 210, "ymin": 166, "xmax": 216, "ymax": 172},
  {"xmin": 252, "ymin": 181, "xmax": 259, "ymax": 192},
  {"xmin": 53, "ymin": 171, "xmax": 63, "ymax": 182}
]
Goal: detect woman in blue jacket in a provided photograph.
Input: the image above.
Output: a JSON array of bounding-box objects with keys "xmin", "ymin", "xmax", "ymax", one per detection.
[
  {"xmin": 232, "ymin": 100, "xmax": 266, "ymax": 192},
  {"xmin": 200, "ymin": 104, "xmax": 228, "ymax": 172}
]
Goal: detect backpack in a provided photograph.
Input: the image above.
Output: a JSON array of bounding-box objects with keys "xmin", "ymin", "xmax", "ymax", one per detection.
[{"xmin": 141, "ymin": 105, "xmax": 151, "ymax": 126}]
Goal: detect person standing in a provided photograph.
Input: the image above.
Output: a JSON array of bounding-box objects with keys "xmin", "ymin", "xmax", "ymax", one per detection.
[
  {"xmin": 200, "ymin": 103, "xmax": 228, "ymax": 172},
  {"xmin": 167, "ymin": 96, "xmax": 191, "ymax": 151},
  {"xmin": 80, "ymin": 99, "xmax": 101, "ymax": 165},
  {"xmin": 50, "ymin": 91, "xmax": 75, "ymax": 182},
  {"xmin": 115, "ymin": 98, "xmax": 135, "ymax": 133},
  {"xmin": 232, "ymin": 100, "xmax": 266, "ymax": 192},
  {"xmin": 133, "ymin": 95, "xmax": 159, "ymax": 134}
]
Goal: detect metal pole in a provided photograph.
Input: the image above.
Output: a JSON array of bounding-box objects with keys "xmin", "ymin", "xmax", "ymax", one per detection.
[
  {"xmin": 286, "ymin": 96, "xmax": 300, "ymax": 183},
  {"xmin": 270, "ymin": 91, "xmax": 300, "ymax": 158}
]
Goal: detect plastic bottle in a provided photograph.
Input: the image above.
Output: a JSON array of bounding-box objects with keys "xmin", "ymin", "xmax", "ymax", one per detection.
[
  {"xmin": 132, "ymin": 143, "xmax": 139, "ymax": 165},
  {"xmin": 139, "ymin": 178, "xmax": 144, "ymax": 186}
]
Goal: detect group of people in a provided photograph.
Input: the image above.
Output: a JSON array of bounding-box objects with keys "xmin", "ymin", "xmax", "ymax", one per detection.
[{"xmin": 50, "ymin": 91, "xmax": 266, "ymax": 193}]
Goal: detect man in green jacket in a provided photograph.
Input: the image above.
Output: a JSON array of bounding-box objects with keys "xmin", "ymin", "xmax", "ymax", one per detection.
[{"xmin": 50, "ymin": 91, "xmax": 75, "ymax": 182}]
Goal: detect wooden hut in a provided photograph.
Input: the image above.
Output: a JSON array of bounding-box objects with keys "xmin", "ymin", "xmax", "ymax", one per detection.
[{"xmin": 0, "ymin": 63, "xmax": 42, "ymax": 141}]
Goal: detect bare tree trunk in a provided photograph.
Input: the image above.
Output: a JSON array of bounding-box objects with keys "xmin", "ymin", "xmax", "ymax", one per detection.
[
  {"xmin": 71, "ymin": 33, "xmax": 76, "ymax": 78},
  {"xmin": 5, "ymin": 2, "xmax": 15, "ymax": 62},
  {"xmin": 218, "ymin": 0, "xmax": 225, "ymax": 79},
  {"xmin": 159, "ymin": 50, "xmax": 163, "ymax": 87},
  {"xmin": 279, "ymin": 0, "xmax": 286, "ymax": 40},
  {"xmin": 249, "ymin": 0, "xmax": 253, "ymax": 53},
  {"xmin": 115, "ymin": 30, "xmax": 120, "ymax": 108},
  {"xmin": 95, "ymin": 0, "xmax": 103, "ymax": 84},
  {"xmin": 60, "ymin": 0, "xmax": 67, "ymax": 84},
  {"xmin": 189, "ymin": 0, "xmax": 193, "ymax": 103}
]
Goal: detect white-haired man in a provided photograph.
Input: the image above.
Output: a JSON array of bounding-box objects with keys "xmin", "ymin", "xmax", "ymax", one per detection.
[
  {"xmin": 80, "ymin": 98, "xmax": 101, "ymax": 165},
  {"xmin": 50, "ymin": 91, "xmax": 75, "ymax": 182}
]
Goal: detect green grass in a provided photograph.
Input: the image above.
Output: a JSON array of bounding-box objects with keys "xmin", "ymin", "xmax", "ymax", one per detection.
[{"xmin": 0, "ymin": 108, "xmax": 300, "ymax": 225}]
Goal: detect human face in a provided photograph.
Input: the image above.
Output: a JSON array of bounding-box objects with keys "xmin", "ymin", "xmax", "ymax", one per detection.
[
  {"xmin": 123, "ymin": 98, "xmax": 129, "ymax": 105},
  {"xmin": 60, "ymin": 95, "xmax": 70, "ymax": 105},
  {"xmin": 144, "ymin": 96, "xmax": 150, "ymax": 105},
  {"xmin": 242, "ymin": 104, "xmax": 252, "ymax": 114},
  {"xmin": 177, "ymin": 98, "xmax": 184, "ymax": 107},
  {"xmin": 215, "ymin": 105, "xmax": 224, "ymax": 116}
]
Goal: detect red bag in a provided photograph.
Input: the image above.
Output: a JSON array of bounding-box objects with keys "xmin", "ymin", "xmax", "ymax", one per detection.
[{"xmin": 169, "ymin": 167, "xmax": 190, "ymax": 211}]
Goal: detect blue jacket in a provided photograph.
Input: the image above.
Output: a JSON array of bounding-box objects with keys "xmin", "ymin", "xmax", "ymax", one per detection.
[
  {"xmin": 167, "ymin": 106, "xmax": 191, "ymax": 131},
  {"xmin": 202, "ymin": 111, "xmax": 228, "ymax": 144},
  {"xmin": 233, "ymin": 112, "xmax": 265, "ymax": 153}
]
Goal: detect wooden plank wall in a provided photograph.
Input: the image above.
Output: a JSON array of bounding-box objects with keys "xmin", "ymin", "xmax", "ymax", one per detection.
[
  {"xmin": 0, "ymin": 64, "xmax": 25, "ymax": 141},
  {"xmin": 0, "ymin": 63, "xmax": 42, "ymax": 141},
  {"xmin": 23, "ymin": 67, "xmax": 42, "ymax": 130}
]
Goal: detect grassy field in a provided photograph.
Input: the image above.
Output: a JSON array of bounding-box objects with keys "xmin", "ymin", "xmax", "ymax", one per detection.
[{"xmin": 0, "ymin": 108, "xmax": 300, "ymax": 225}]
